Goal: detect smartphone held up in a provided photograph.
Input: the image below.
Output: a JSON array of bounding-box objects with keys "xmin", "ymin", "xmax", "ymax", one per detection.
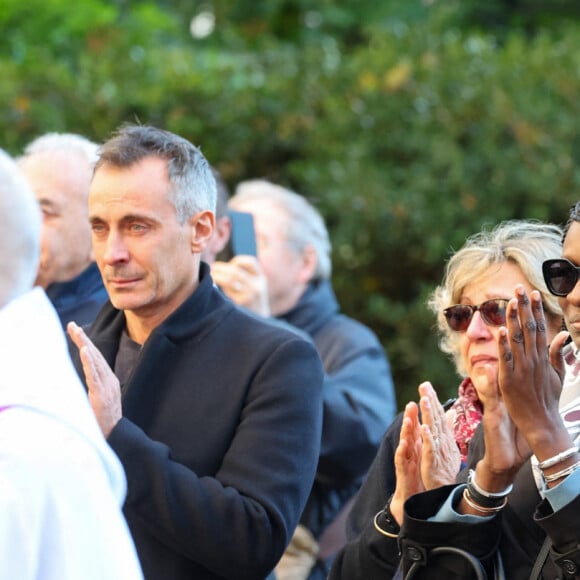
[{"xmin": 217, "ymin": 210, "xmax": 258, "ymax": 261}]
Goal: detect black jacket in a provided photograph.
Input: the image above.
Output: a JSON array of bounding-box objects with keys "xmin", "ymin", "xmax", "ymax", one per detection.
[
  {"xmin": 46, "ymin": 261, "xmax": 108, "ymax": 328},
  {"xmin": 330, "ymin": 421, "xmax": 580, "ymax": 579},
  {"xmin": 279, "ymin": 280, "xmax": 396, "ymax": 577},
  {"xmin": 71, "ymin": 264, "xmax": 324, "ymax": 580}
]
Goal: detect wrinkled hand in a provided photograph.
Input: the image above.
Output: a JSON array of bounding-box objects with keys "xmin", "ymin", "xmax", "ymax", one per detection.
[
  {"xmin": 67, "ymin": 321, "xmax": 122, "ymax": 438},
  {"xmin": 497, "ymin": 286, "xmax": 569, "ymax": 463},
  {"xmin": 211, "ymin": 255, "xmax": 270, "ymax": 316},
  {"xmin": 418, "ymin": 382, "xmax": 461, "ymax": 489},
  {"xmin": 390, "ymin": 383, "xmax": 461, "ymax": 523},
  {"xmin": 391, "ymin": 402, "xmax": 423, "ymax": 524}
]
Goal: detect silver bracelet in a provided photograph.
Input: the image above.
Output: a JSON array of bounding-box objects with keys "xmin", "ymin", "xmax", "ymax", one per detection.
[
  {"xmin": 537, "ymin": 446, "xmax": 578, "ymax": 470},
  {"xmin": 543, "ymin": 459, "xmax": 580, "ymax": 484},
  {"xmin": 462, "ymin": 488, "xmax": 507, "ymax": 514},
  {"xmin": 468, "ymin": 469, "xmax": 513, "ymax": 499}
]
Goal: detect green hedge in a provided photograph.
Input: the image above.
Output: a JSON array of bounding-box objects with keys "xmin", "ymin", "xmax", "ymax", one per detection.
[{"xmin": 2, "ymin": 0, "xmax": 580, "ymax": 406}]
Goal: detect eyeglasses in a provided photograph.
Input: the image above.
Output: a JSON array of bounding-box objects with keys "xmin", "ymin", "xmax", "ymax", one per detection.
[
  {"xmin": 443, "ymin": 299, "xmax": 510, "ymax": 332},
  {"xmin": 543, "ymin": 258, "xmax": 580, "ymax": 297}
]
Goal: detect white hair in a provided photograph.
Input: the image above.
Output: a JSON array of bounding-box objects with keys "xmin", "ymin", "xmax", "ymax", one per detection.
[
  {"xmin": 0, "ymin": 149, "xmax": 42, "ymax": 307},
  {"xmin": 22, "ymin": 132, "xmax": 99, "ymax": 167}
]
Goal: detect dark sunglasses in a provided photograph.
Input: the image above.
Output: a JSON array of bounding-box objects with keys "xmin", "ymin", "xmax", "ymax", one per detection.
[
  {"xmin": 443, "ymin": 298, "xmax": 510, "ymax": 332},
  {"xmin": 543, "ymin": 258, "xmax": 580, "ymax": 297}
]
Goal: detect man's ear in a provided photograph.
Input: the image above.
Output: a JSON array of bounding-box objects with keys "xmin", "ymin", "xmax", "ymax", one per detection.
[
  {"xmin": 297, "ymin": 244, "xmax": 318, "ymax": 284},
  {"xmin": 190, "ymin": 210, "xmax": 215, "ymax": 253}
]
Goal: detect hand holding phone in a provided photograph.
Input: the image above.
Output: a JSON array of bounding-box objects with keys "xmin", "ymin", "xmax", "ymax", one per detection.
[
  {"xmin": 211, "ymin": 254, "xmax": 270, "ymax": 317},
  {"xmin": 216, "ymin": 210, "xmax": 257, "ymax": 261}
]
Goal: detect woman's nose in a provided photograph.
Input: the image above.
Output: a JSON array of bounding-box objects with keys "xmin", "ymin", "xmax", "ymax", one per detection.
[{"xmin": 465, "ymin": 311, "xmax": 492, "ymax": 339}]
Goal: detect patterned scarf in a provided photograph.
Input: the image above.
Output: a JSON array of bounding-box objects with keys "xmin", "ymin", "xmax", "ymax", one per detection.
[{"xmin": 445, "ymin": 377, "xmax": 483, "ymax": 466}]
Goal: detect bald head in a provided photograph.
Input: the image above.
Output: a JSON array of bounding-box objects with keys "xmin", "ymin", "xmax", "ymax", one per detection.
[{"xmin": 0, "ymin": 149, "xmax": 42, "ymax": 307}]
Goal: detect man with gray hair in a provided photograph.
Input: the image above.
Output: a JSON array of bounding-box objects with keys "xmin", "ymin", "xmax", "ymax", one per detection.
[
  {"xmin": 0, "ymin": 149, "xmax": 142, "ymax": 578},
  {"xmin": 18, "ymin": 132, "xmax": 108, "ymax": 327},
  {"xmin": 67, "ymin": 125, "xmax": 324, "ymax": 580},
  {"xmin": 212, "ymin": 179, "xmax": 397, "ymax": 579}
]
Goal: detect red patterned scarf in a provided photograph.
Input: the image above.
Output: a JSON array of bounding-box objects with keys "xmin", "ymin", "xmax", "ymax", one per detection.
[{"xmin": 445, "ymin": 377, "xmax": 483, "ymax": 465}]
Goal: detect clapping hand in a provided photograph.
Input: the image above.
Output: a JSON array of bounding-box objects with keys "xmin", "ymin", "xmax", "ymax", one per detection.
[
  {"xmin": 68, "ymin": 321, "xmax": 122, "ymax": 438},
  {"xmin": 497, "ymin": 287, "xmax": 569, "ymax": 472},
  {"xmin": 468, "ymin": 287, "xmax": 569, "ymax": 500},
  {"xmin": 390, "ymin": 382, "xmax": 460, "ymax": 524},
  {"xmin": 418, "ymin": 382, "xmax": 461, "ymax": 489}
]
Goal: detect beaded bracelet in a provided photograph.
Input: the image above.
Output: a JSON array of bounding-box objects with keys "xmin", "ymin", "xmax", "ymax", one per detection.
[
  {"xmin": 543, "ymin": 459, "xmax": 580, "ymax": 484},
  {"xmin": 537, "ymin": 446, "xmax": 578, "ymax": 471}
]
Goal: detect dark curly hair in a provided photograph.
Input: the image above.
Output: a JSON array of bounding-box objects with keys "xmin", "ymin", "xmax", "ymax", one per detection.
[{"xmin": 564, "ymin": 201, "xmax": 580, "ymax": 242}]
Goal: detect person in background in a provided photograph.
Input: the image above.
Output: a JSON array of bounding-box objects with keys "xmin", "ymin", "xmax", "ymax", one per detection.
[
  {"xmin": 67, "ymin": 125, "xmax": 324, "ymax": 580},
  {"xmin": 0, "ymin": 148, "xmax": 142, "ymax": 580},
  {"xmin": 18, "ymin": 132, "xmax": 108, "ymax": 327},
  {"xmin": 339, "ymin": 220, "xmax": 565, "ymax": 550},
  {"xmin": 212, "ymin": 179, "xmax": 397, "ymax": 579},
  {"xmin": 200, "ymin": 167, "xmax": 232, "ymax": 264},
  {"xmin": 330, "ymin": 219, "xmax": 574, "ymax": 579}
]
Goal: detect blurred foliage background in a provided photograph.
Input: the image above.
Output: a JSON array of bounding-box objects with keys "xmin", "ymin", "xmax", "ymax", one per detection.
[{"xmin": 2, "ymin": 0, "xmax": 580, "ymax": 406}]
